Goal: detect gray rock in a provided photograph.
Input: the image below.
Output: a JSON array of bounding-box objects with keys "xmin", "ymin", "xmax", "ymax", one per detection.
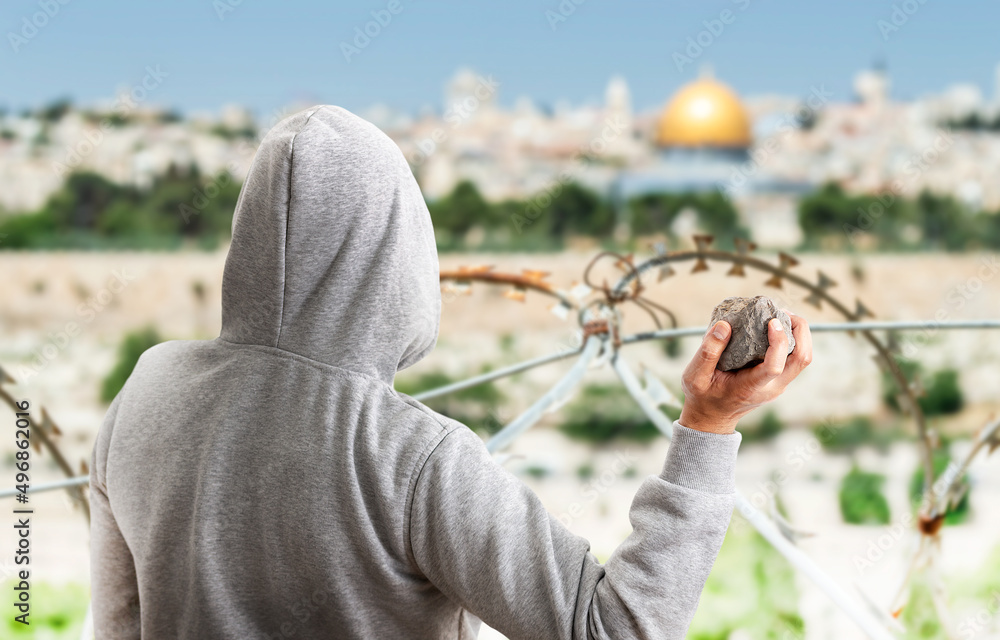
[{"xmin": 709, "ymin": 296, "xmax": 795, "ymax": 371}]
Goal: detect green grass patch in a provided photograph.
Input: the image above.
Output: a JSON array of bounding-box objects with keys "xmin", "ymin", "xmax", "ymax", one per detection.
[
  {"xmin": 688, "ymin": 522, "xmax": 804, "ymax": 639},
  {"xmin": 2, "ymin": 581, "xmax": 88, "ymax": 638}
]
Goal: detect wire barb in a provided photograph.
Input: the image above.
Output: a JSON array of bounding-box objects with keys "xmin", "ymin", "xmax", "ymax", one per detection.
[{"xmin": 691, "ymin": 235, "xmax": 714, "ymax": 273}]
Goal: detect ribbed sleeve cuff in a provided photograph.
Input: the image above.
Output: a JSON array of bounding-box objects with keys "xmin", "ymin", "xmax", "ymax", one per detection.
[{"xmin": 660, "ymin": 421, "xmax": 742, "ymax": 494}]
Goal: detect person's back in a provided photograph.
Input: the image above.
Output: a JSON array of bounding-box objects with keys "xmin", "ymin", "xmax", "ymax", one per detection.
[
  {"xmin": 90, "ymin": 105, "xmax": 812, "ymax": 639},
  {"xmin": 93, "ymin": 336, "xmax": 483, "ymax": 637}
]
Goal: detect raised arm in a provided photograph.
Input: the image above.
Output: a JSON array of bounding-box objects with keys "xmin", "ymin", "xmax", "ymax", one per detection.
[
  {"xmin": 409, "ymin": 420, "xmax": 739, "ymax": 639},
  {"xmin": 407, "ymin": 312, "xmax": 812, "ymax": 640}
]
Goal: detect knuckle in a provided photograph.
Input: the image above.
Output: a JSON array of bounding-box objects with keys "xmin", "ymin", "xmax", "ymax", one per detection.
[{"xmin": 680, "ymin": 378, "xmax": 698, "ymax": 396}]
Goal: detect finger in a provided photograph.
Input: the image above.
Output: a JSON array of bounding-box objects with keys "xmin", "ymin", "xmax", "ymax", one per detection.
[
  {"xmin": 778, "ymin": 314, "xmax": 813, "ymax": 384},
  {"xmin": 686, "ymin": 321, "xmax": 731, "ymax": 390},
  {"xmin": 749, "ymin": 318, "xmax": 789, "ymax": 383}
]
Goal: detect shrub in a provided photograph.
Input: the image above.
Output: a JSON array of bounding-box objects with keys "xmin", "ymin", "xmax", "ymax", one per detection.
[
  {"xmin": 882, "ymin": 360, "xmax": 964, "ymax": 417},
  {"xmin": 921, "ymin": 369, "xmax": 964, "ymax": 416},
  {"xmin": 814, "ymin": 416, "xmax": 886, "ymax": 453},
  {"xmin": 661, "ymin": 336, "xmax": 682, "ymax": 359},
  {"xmin": 558, "ymin": 384, "xmax": 665, "ymax": 444},
  {"xmin": 742, "ymin": 410, "xmax": 783, "ymax": 443},
  {"xmin": 839, "ymin": 466, "xmax": 891, "ymax": 525},
  {"xmin": 523, "ymin": 465, "xmax": 551, "ymax": 480},
  {"xmin": 560, "ymin": 414, "xmax": 661, "ymax": 444}
]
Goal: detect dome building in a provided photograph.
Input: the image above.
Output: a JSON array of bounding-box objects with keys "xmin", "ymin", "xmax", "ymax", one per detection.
[
  {"xmin": 611, "ymin": 69, "xmax": 811, "ymax": 247},
  {"xmin": 655, "ymin": 74, "xmax": 753, "ymax": 151}
]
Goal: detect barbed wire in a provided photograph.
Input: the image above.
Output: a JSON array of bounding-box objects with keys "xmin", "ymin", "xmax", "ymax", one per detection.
[
  {"xmin": 0, "ymin": 365, "xmax": 89, "ymax": 520},
  {"xmin": 438, "ymin": 237, "xmax": 1000, "ymax": 638},
  {"xmin": 3, "ymin": 241, "xmax": 998, "ymax": 638}
]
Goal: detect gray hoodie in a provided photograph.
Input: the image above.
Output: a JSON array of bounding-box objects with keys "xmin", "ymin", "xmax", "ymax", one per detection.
[{"xmin": 89, "ymin": 105, "xmax": 742, "ymax": 639}]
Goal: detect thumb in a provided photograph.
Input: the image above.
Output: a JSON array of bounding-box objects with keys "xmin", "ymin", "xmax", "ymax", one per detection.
[{"xmin": 690, "ymin": 321, "xmax": 731, "ymax": 384}]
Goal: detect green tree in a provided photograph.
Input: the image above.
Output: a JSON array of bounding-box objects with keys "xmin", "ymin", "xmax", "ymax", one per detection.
[
  {"xmin": 545, "ymin": 182, "xmax": 613, "ymax": 237},
  {"xmin": 629, "ymin": 192, "xmax": 683, "ymax": 236},
  {"xmin": 48, "ymin": 172, "xmax": 131, "ymax": 230},
  {"xmin": 797, "ymin": 182, "xmax": 856, "ymax": 248},
  {"xmin": 690, "ymin": 190, "xmax": 746, "ymax": 245},
  {"xmin": 427, "ymin": 180, "xmax": 495, "ymax": 238},
  {"xmin": 915, "ymin": 190, "xmax": 974, "ymax": 251},
  {"xmin": 629, "ymin": 190, "xmax": 747, "ymax": 248},
  {"xmin": 0, "ymin": 168, "xmax": 238, "ymax": 249}
]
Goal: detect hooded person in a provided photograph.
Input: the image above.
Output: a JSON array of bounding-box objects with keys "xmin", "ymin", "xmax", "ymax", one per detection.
[{"xmin": 89, "ymin": 105, "xmax": 803, "ymax": 639}]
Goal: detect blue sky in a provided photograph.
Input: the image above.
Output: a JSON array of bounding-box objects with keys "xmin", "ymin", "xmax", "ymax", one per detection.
[{"xmin": 2, "ymin": 0, "xmax": 997, "ymax": 117}]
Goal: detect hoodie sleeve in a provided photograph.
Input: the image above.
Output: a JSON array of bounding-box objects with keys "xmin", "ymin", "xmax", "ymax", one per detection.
[
  {"xmin": 408, "ymin": 421, "xmax": 741, "ymax": 640},
  {"xmin": 89, "ymin": 392, "xmax": 141, "ymax": 639}
]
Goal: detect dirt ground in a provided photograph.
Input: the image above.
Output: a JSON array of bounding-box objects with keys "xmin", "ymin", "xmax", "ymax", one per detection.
[{"xmin": 1, "ymin": 248, "xmax": 998, "ymax": 638}]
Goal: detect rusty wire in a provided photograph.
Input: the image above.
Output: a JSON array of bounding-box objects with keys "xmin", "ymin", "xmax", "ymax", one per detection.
[
  {"xmin": 0, "ymin": 365, "xmax": 90, "ymax": 522},
  {"xmin": 436, "ymin": 239, "xmax": 999, "ymax": 633}
]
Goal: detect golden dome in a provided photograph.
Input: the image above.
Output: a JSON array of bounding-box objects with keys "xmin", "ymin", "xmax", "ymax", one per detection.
[{"xmin": 656, "ymin": 77, "xmax": 752, "ymax": 148}]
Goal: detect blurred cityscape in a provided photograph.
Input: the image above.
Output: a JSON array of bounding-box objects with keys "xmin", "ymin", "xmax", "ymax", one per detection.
[
  {"xmin": 3, "ymin": 64, "xmax": 1000, "ymax": 253},
  {"xmin": 3, "ymin": 60, "xmax": 1000, "ymax": 640}
]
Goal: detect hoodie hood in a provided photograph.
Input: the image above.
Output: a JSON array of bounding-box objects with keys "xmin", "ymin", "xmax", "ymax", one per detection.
[{"xmin": 219, "ymin": 105, "xmax": 441, "ymax": 384}]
